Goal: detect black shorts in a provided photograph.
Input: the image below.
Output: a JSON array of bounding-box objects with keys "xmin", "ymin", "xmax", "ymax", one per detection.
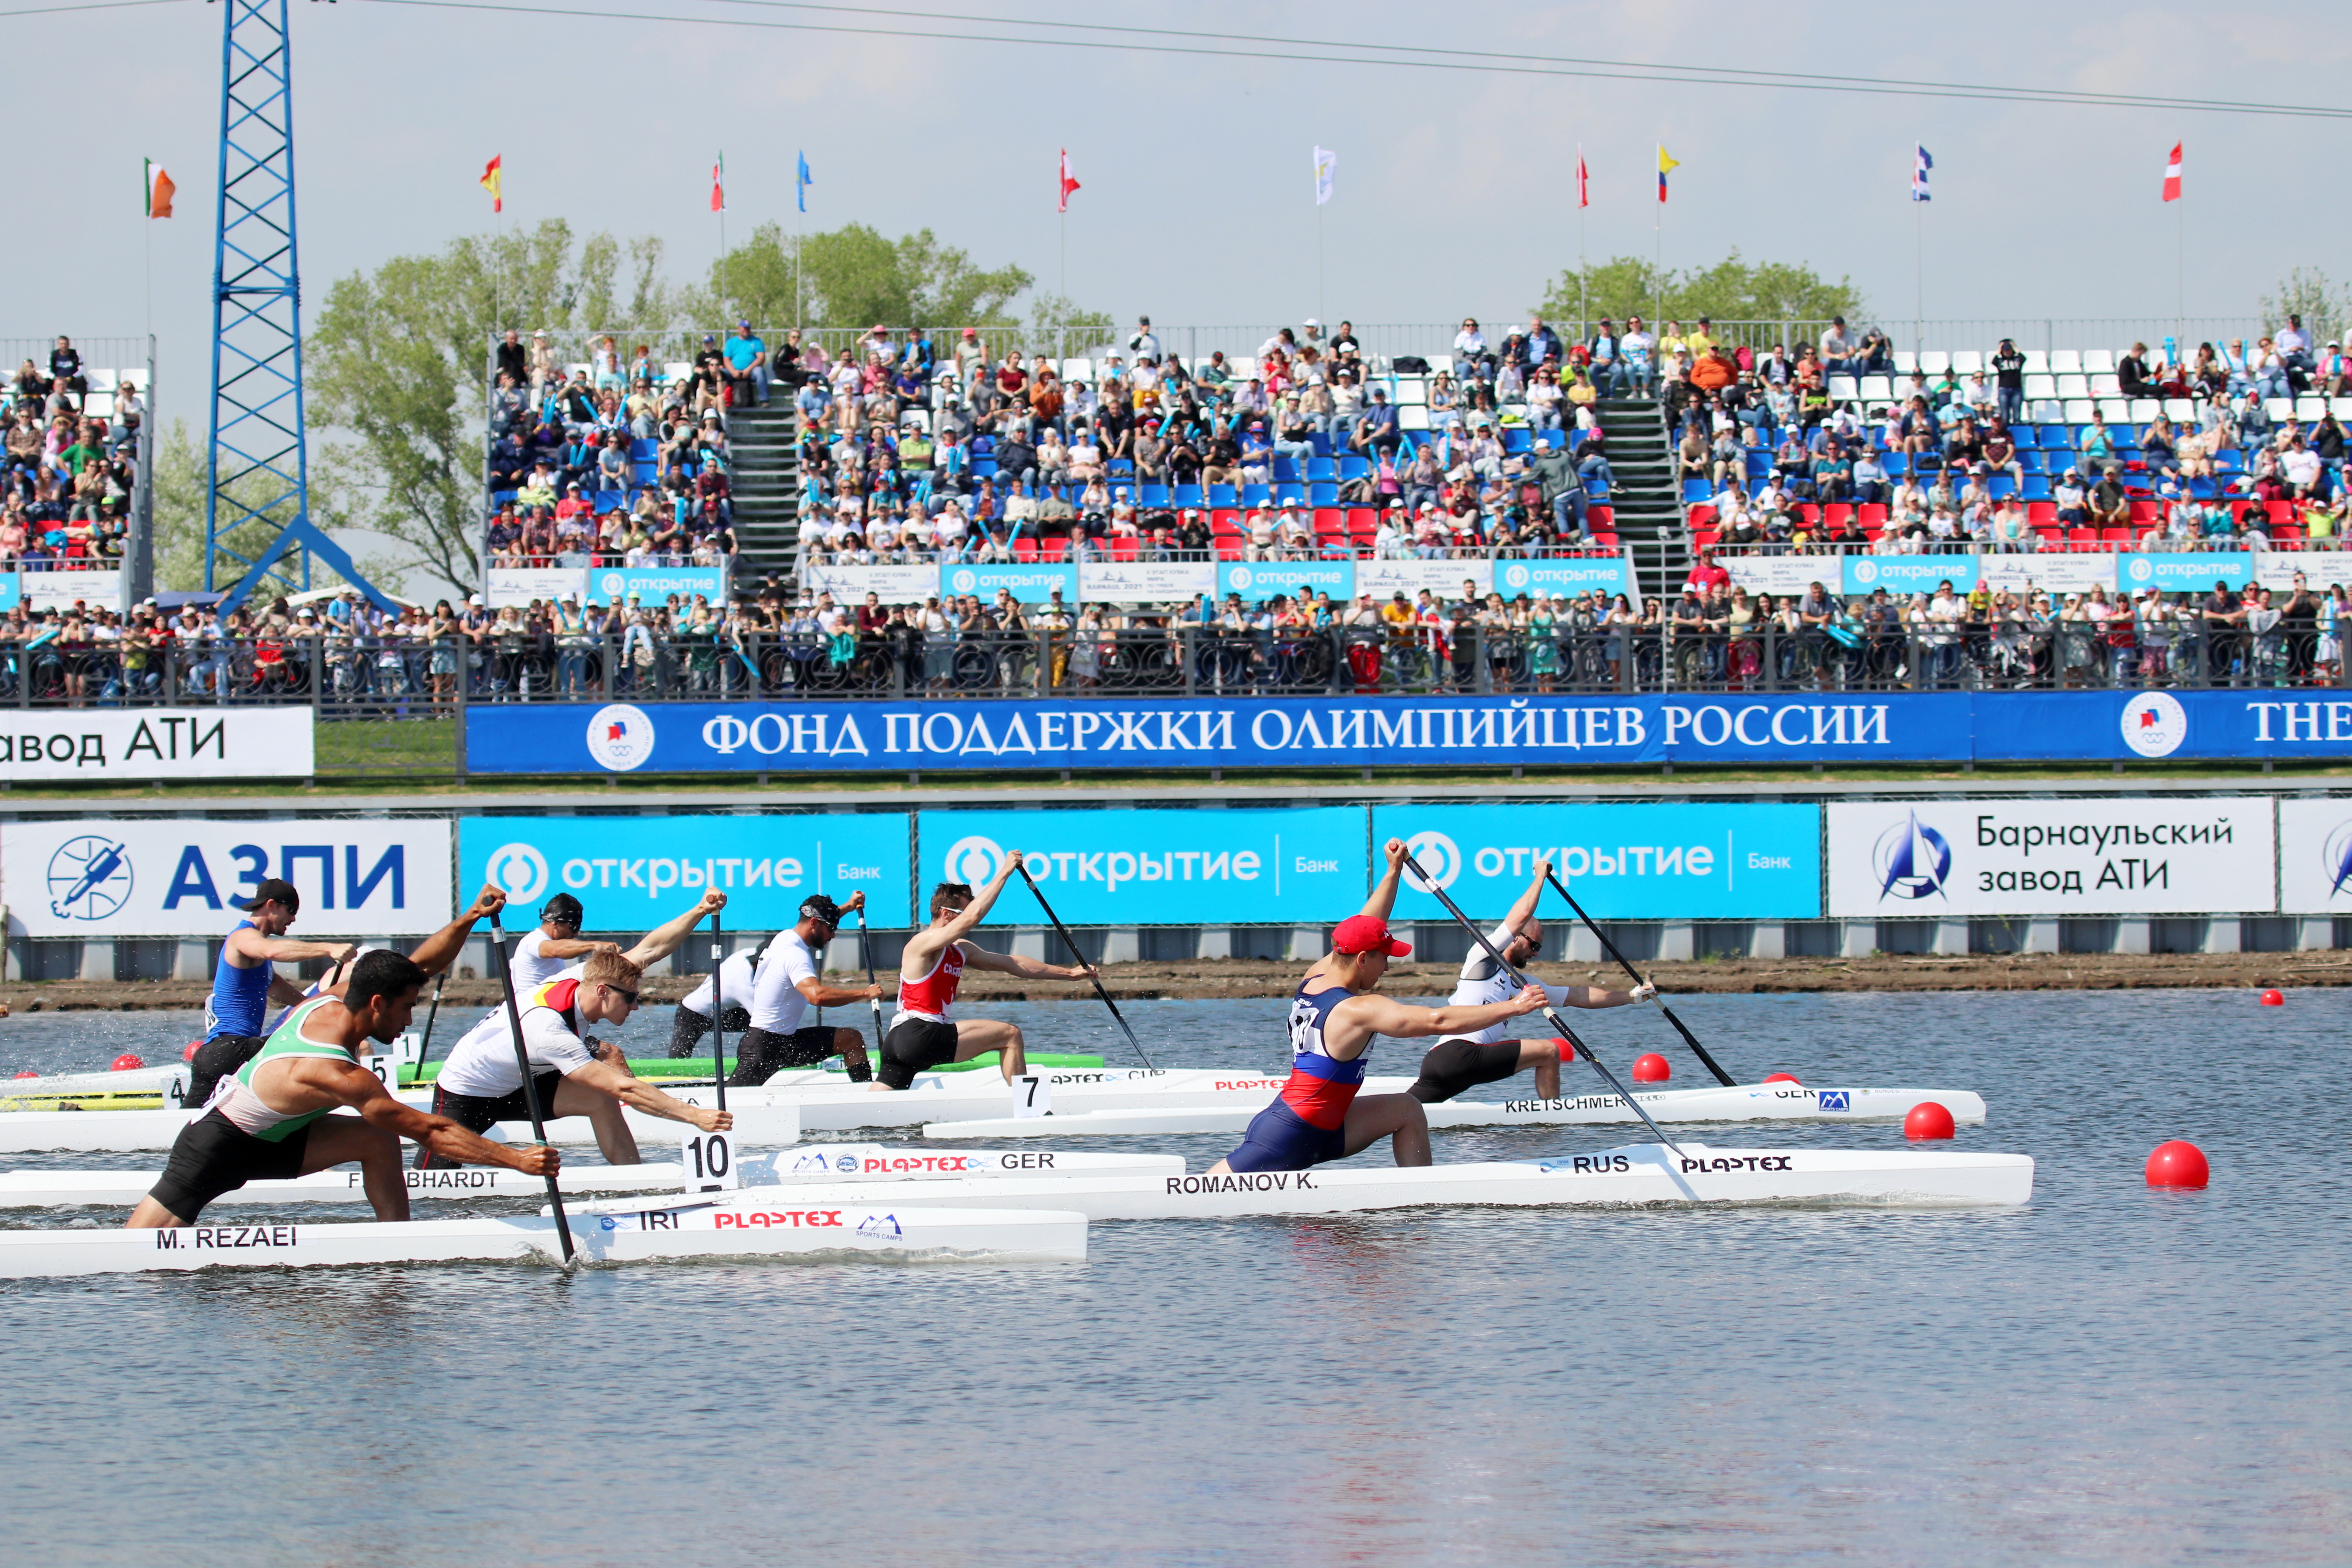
[
  {"xmin": 1407, "ymin": 1038, "xmax": 1531, "ymax": 1103},
  {"xmin": 148, "ymin": 1108, "xmax": 311, "ymax": 1222},
  {"xmin": 728, "ymin": 1025, "xmax": 840, "ymax": 1087},
  {"xmin": 669, "ymin": 1002, "xmax": 751, "ymax": 1057},
  {"xmin": 879, "ymin": 1018, "xmax": 960, "ymax": 1091},
  {"xmin": 185, "ymin": 1034, "xmax": 269, "ymax": 1106},
  {"xmin": 417, "ymin": 1072, "xmax": 565, "ymax": 1169}
]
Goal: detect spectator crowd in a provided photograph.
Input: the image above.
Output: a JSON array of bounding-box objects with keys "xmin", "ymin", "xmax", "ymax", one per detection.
[{"xmin": 4, "ymin": 335, "xmax": 143, "ymax": 570}]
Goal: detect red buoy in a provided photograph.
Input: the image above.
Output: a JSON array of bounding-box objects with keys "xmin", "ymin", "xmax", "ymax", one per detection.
[
  {"xmin": 1762, "ymin": 1072, "xmax": 1802, "ymax": 1085},
  {"xmin": 10, "ymin": 1070, "xmax": 36, "ymax": 1080},
  {"xmin": 2259, "ymin": 989, "xmax": 2284, "ymax": 1007},
  {"xmin": 2146, "ymin": 1140, "xmax": 2210, "ymax": 1188},
  {"xmin": 1631, "ymin": 1053, "xmax": 1671, "ymax": 1083},
  {"xmin": 109, "ymin": 1053, "xmax": 145, "ymax": 1072},
  {"xmin": 1904, "ymin": 1101, "xmax": 1957, "ymax": 1140},
  {"xmin": 183, "ymin": 1040, "xmax": 202, "ymax": 1062}
]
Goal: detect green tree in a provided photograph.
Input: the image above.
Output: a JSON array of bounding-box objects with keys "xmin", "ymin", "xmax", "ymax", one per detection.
[
  {"xmin": 2261, "ymin": 266, "xmax": 2352, "ymax": 351},
  {"xmin": 147, "ymin": 416, "xmax": 340, "ymax": 594},
  {"xmin": 307, "ymin": 218, "xmax": 679, "ymax": 597},
  {"xmin": 1535, "ymin": 252, "xmax": 1865, "ymax": 332},
  {"xmin": 699, "ymin": 222, "xmax": 1035, "ymax": 332}
]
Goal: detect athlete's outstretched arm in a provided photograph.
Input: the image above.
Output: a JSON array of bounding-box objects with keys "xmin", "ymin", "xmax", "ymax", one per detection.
[
  {"xmin": 1357, "ymin": 837, "xmax": 1410, "ymax": 922},
  {"xmin": 1339, "ymin": 985, "xmax": 1549, "ymax": 1047},
  {"xmin": 1499, "ymin": 858, "xmax": 1552, "ymax": 942},
  {"xmin": 960, "ymin": 945, "xmax": 1094, "ymax": 982},
  {"xmin": 936, "ymin": 852, "xmax": 1022, "ymax": 942},
  {"xmin": 310, "ymin": 1061, "xmax": 559, "ymax": 1174},
  {"xmin": 404, "ymin": 884, "xmax": 509, "ymax": 978},
  {"xmin": 624, "ymin": 890, "xmax": 727, "ymax": 968}
]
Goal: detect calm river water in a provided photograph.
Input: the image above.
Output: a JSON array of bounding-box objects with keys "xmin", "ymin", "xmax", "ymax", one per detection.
[{"xmin": 0, "ymin": 989, "xmax": 2342, "ymax": 1566}]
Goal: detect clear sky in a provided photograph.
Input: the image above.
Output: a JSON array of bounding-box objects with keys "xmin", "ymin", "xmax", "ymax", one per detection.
[{"xmin": 14, "ymin": 1, "xmax": 2348, "ymax": 424}]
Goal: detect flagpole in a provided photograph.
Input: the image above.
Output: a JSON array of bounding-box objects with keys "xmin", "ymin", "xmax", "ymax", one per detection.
[
  {"xmin": 717, "ymin": 151, "xmax": 728, "ymax": 320},
  {"xmin": 1915, "ymin": 195, "xmax": 1924, "ymax": 360},
  {"xmin": 2176, "ymin": 167, "xmax": 2185, "ymax": 359},
  {"xmin": 1653, "ymin": 143, "xmax": 1662, "ymax": 333},
  {"xmin": 1316, "ymin": 200, "xmax": 1325, "ymax": 330}
]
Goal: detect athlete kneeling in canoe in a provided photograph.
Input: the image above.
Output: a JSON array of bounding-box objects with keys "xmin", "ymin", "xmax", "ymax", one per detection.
[
  {"xmin": 420, "ymin": 951, "xmax": 730, "ymax": 1167},
  {"xmin": 1409, "ymin": 857, "xmax": 1654, "ymax": 1105},
  {"xmin": 730, "ymin": 893, "xmax": 884, "ymax": 1086},
  {"xmin": 128, "ymin": 951, "xmax": 557, "ymax": 1228},
  {"xmin": 1209, "ymin": 915, "xmax": 1548, "ymax": 1174},
  {"xmin": 882, "ymin": 853, "xmax": 1098, "ymax": 1090}
]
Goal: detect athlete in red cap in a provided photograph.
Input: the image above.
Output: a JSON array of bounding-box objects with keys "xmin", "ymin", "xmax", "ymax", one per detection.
[{"xmin": 1209, "ymin": 838, "xmax": 1546, "ymax": 1174}]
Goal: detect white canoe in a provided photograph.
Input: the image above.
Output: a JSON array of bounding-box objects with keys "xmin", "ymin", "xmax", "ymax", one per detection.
[
  {"xmin": 0, "ymin": 1100, "xmax": 805, "ymax": 1156},
  {"xmin": 923, "ymin": 1081, "xmax": 1988, "ymax": 1140},
  {"xmin": 0, "ymin": 1145, "xmax": 1181, "ymax": 1209},
  {"xmin": 711, "ymin": 1067, "xmax": 1292, "ymax": 1132},
  {"xmin": 579, "ymin": 1142, "xmax": 2036, "ymax": 1222},
  {"xmin": 0, "ymin": 1203, "xmax": 1087, "ymax": 1278}
]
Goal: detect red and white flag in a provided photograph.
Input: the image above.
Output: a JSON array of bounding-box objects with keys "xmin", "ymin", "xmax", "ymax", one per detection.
[
  {"xmin": 2161, "ymin": 143, "xmax": 2182, "ymax": 202},
  {"xmin": 1058, "ymin": 149, "xmax": 1080, "ymax": 213},
  {"xmin": 1576, "ymin": 144, "xmax": 1589, "ymax": 209},
  {"xmin": 711, "ymin": 153, "xmax": 725, "ymax": 213}
]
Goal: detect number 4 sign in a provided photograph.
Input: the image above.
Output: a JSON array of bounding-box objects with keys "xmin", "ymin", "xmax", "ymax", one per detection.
[{"xmin": 681, "ymin": 1129, "xmax": 740, "ymax": 1191}]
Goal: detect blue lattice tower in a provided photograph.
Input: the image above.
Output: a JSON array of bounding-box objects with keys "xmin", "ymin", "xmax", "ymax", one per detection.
[{"xmin": 204, "ymin": 0, "xmax": 389, "ymax": 610}]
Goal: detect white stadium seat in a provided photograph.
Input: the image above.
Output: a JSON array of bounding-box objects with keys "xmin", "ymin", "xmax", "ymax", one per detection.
[
  {"xmin": 2049, "ymin": 349, "xmax": 2083, "ymax": 373},
  {"xmin": 2082, "ymin": 348, "xmax": 2115, "ymax": 373}
]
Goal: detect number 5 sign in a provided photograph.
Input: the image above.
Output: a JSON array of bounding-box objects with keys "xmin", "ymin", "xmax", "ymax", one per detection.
[{"xmin": 681, "ymin": 1129, "xmax": 739, "ymax": 1192}]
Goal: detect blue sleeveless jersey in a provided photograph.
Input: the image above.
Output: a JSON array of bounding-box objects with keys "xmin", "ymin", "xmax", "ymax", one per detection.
[
  {"xmin": 1276, "ymin": 981, "xmax": 1368, "ymax": 1132},
  {"xmin": 204, "ymin": 920, "xmax": 274, "ymax": 1041}
]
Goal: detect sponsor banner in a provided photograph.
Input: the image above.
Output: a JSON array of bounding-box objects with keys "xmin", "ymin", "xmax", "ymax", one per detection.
[
  {"xmin": 1492, "ymin": 555, "xmax": 1636, "ymax": 602},
  {"xmin": 486, "ymin": 567, "xmax": 588, "ymax": 608},
  {"xmin": 2118, "ymin": 552, "xmax": 2254, "ymax": 595},
  {"xmin": 459, "ymin": 813, "xmax": 911, "ymax": 929},
  {"xmin": 1373, "ymin": 804, "xmax": 1821, "ymax": 921},
  {"xmin": 585, "ymin": 565, "xmax": 727, "ymax": 607},
  {"xmin": 1220, "ymin": 559, "xmax": 1354, "ymax": 602},
  {"xmin": 1354, "ymin": 559, "xmax": 1494, "ymax": 601},
  {"xmin": 1721, "ymin": 556, "xmax": 1839, "ymax": 597},
  {"xmin": 802, "ymin": 562, "xmax": 942, "ymax": 603},
  {"xmin": 2278, "ymin": 800, "xmax": 2352, "ymax": 913},
  {"xmin": 1827, "ymin": 799, "xmax": 2274, "ymax": 916},
  {"xmin": 0, "ymin": 575, "xmax": 24, "ymax": 612},
  {"xmin": 918, "ymin": 808, "xmax": 1365, "ymax": 925},
  {"xmin": 1980, "ymin": 553, "xmax": 2118, "ymax": 596},
  {"xmin": 1971, "ymin": 691, "xmax": 2352, "ymax": 761},
  {"xmin": 0, "ymin": 708, "xmax": 314, "ymax": 782},
  {"xmin": 1840, "ymin": 555, "xmax": 1978, "ymax": 596},
  {"xmin": 4, "ymin": 819, "xmax": 453, "ymax": 937},
  {"xmin": 22, "ymin": 570, "xmax": 122, "ymax": 612},
  {"xmin": 2254, "ymin": 552, "xmax": 2352, "ymax": 592},
  {"xmin": 940, "ymin": 562, "xmax": 1078, "ymax": 604},
  {"xmin": 1078, "ymin": 559, "xmax": 1217, "ymax": 604}
]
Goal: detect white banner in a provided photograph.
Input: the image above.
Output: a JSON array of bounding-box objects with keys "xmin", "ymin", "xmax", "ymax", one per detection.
[
  {"xmin": 0, "ymin": 708, "xmax": 314, "ymax": 783},
  {"xmin": 23, "ymin": 570, "xmax": 123, "ymax": 613},
  {"xmin": 2278, "ymin": 800, "xmax": 2352, "ymax": 913},
  {"xmin": 1353, "ymin": 559, "xmax": 1493, "ymax": 601},
  {"xmin": 1827, "ymin": 799, "xmax": 2275, "ymax": 917},
  {"xmin": 1078, "ymin": 559, "xmax": 1217, "ymax": 604},
  {"xmin": 3, "ymin": 819, "xmax": 453, "ymax": 937},
  {"xmin": 486, "ymin": 568, "xmax": 587, "ymax": 608},
  {"xmin": 1980, "ymin": 553, "xmax": 2119, "ymax": 596},
  {"xmin": 2255, "ymin": 551, "xmax": 2352, "ymax": 592},
  {"xmin": 1720, "ymin": 556, "xmax": 1839, "ymax": 597},
  {"xmin": 801, "ymin": 563, "xmax": 942, "ymax": 603}
]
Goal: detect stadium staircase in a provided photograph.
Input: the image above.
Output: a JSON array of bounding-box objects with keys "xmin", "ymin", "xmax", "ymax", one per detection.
[
  {"xmin": 726, "ymin": 400, "xmax": 802, "ymax": 581},
  {"xmin": 1590, "ymin": 397, "xmax": 1683, "ymax": 603}
]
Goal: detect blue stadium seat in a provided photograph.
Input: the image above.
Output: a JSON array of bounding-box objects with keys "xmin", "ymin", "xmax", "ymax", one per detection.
[
  {"xmin": 1987, "ymin": 476, "xmax": 2017, "ymax": 499},
  {"xmin": 1273, "ymin": 483, "xmax": 1306, "ymax": 506},
  {"xmin": 630, "ymin": 439, "xmax": 657, "ymax": 461},
  {"xmin": 1337, "ymin": 456, "xmax": 1370, "ymax": 480},
  {"xmin": 1681, "ymin": 478, "xmax": 1711, "ymax": 501},
  {"xmin": 1307, "ymin": 457, "xmax": 1338, "ymax": 481},
  {"xmin": 632, "ymin": 462, "xmax": 657, "ymax": 485},
  {"xmin": 1207, "ymin": 483, "xmax": 1237, "ymax": 506},
  {"xmin": 1241, "ymin": 484, "xmax": 1272, "ymax": 505},
  {"xmin": 491, "ymin": 489, "xmax": 518, "ymax": 505},
  {"xmin": 1503, "ymin": 428, "xmax": 1532, "ymax": 454},
  {"xmin": 1308, "ymin": 482, "xmax": 1339, "ymax": 506},
  {"xmin": 1309, "ymin": 433, "xmax": 1334, "ymax": 456},
  {"xmin": 2036, "ymin": 425, "xmax": 2069, "ymax": 448},
  {"xmin": 1140, "ymin": 483, "xmax": 1169, "ymax": 506},
  {"xmin": 1109, "ymin": 459, "xmax": 1134, "ymax": 477},
  {"xmin": 1272, "ymin": 457, "xmax": 1300, "ymax": 482},
  {"xmin": 2009, "ymin": 425, "xmax": 2038, "ymax": 448},
  {"xmin": 2022, "ymin": 476, "xmax": 2052, "ymax": 500},
  {"xmin": 595, "ymin": 492, "xmax": 623, "ymax": 514},
  {"xmin": 1174, "ymin": 483, "xmax": 1204, "ymax": 506},
  {"xmin": 973, "ymin": 459, "xmax": 998, "ymax": 477}
]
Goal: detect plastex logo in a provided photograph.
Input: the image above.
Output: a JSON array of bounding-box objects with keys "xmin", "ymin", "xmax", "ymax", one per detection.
[
  {"xmin": 483, "ymin": 842, "xmax": 550, "ymax": 905},
  {"xmin": 1871, "ymin": 811, "xmax": 1952, "ymax": 901},
  {"xmin": 1401, "ymin": 831, "xmax": 1462, "ymax": 892},
  {"xmin": 47, "ymin": 834, "xmax": 132, "ymax": 921},
  {"xmin": 2119, "ymin": 692, "xmax": 2187, "ymax": 758},
  {"xmin": 584, "ymin": 703, "xmax": 657, "ymax": 771},
  {"xmin": 940, "ymin": 834, "xmax": 1007, "ymax": 886}
]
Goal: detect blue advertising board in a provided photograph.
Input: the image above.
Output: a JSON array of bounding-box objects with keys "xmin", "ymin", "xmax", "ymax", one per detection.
[
  {"xmin": 585, "ymin": 565, "xmax": 727, "ymax": 607},
  {"xmin": 458, "ymin": 812, "xmax": 911, "ymax": 927},
  {"xmin": 917, "ymin": 808, "xmax": 1366, "ymax": 926},
  {"xmin": 1219, "ymin": 559, "xmax": 1355, "ymax": 601},
  {"xmin": 939, "ymin": 561, "xmax": 1079, "ymax": 604},
  {"xmin": 1840, "ymin": 555, "xmax": 1979, "ymax": 596},
  {"xmin": 2117, "ymin": 553, "xmax": 2256, "ymax": 595},
  {"xmin": 1491, "ymin": 555, "xmax": 1635, "ymax": 601},
  {"xmin": 1372, "ymin": 804, "xmax": 1822, "ymax": 921},
  {"xmin": 466, "ymin": 690, "xmax": 2352, "ymax": 776}
]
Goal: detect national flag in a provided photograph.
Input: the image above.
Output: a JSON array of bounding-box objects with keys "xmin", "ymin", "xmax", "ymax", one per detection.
[
  {"xmin": 796, "ymin": 151, "xmax": 812, "ymax": 214},
  {"xmin": 144, "ymin": 159, "xmax": 174, "ymax": 219},
  {"xmin": 2162, "ymin": 142, "xmax": 2183, "ymax": 202},
  {"xmin": 1058, "ymin": 149, "xmax": 1080, "ymax": 213},
  {"xmin": 1576, "ymin": 144, "xmax": 1589, "ymax": 209},
  {"xmin": 711, "ymin": 153, "xmax": 725, "ymax": 213},
  {"xmin": 1657, "ymin": 145, "xmax": 1679, "ymax": 203},
  {"xmin": 479, "ymin": 154, "xmax": 501, "ymax": 214},
  {"xmin": 1313, "ymin": 146, "xmax": 1336, "ymax": 207},
  {"xmin": 1912, "ymin": 143, "xmax": 1933, "ymax": 202}
]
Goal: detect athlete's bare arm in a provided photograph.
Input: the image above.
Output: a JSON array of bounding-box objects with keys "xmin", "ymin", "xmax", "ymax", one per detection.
[
  {"xmin": 226, "ymin": 926, "xmax": 356, "ymax": 969},
  {"xmin": 958, "ymin": 944, "xmax": 1096, "ymax": 982},
  {"xmin": 563, "ymin": 1058, "xmax": 733, "ymax": 1133},
  {"xmin": 622, "ymin": 890, "xmax": 726, "ymax": 968},
  {"xmin": 1499, "ymin": 859, "xmax": 1551, "ymax": 940},
  {"xmin": 901, "ymin": 854, "xmax": 1022, "ymax": 973},
  {"xmin": 797, "ymin": 976, "xmax": 886, "ymax": 1005},
  {"xmin": 1322, "ymin": 985, "xmax": 1548, "ymax": 1060},
  {"xmin": 279, "ymin": 1056, "xmax": 561, "ymax": 1174},
  {"xmin": 313, "ymin": 886, "xmax": 516, "ymax": 1003},
  {"xmin": 1305, "ymin": 839, "xmax": 1412, "ymax": 984},
  {"xmin": 266, "ymin": 975, "xmax": 311, "ymax": 1007},
  {"xmin": 535, "ymin": 936, "xmax": 624, "ymax": 962}
]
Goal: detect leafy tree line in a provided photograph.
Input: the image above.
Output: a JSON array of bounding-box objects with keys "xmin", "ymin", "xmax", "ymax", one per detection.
[{"xmin": 1534, "ymin": 251, "xmax": 1866, "ymax": 331}]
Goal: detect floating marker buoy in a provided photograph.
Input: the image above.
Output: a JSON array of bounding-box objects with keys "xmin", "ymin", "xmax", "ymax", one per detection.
[
  {"xmin": 1631, "ymin": 1053, "xmax": 1671, "ymax": 1083},
  {"xmin": 108, "ymin": 1053, "xmax": 145, "ymax": 1072},
  {"xmin": 2146, "ymin": 1140, "xmax": 2210, "ymax": 1188},
  {"xmin": 10, "ymin": 1070, "xmax": 35, "ymax": 1080},
  {"xmin": 2259, "ymin": 989, "xmax": 2284, "ymax": 1007},
  {"xmin": 1904, "ymin": 1101, "xmax": 1957, "ymax": 1140},
  {"xmin": 183, "ymin": 1041, "xmax": 202, "ymax": 1062},
  {"xmin": 1762, "ymin": 1072, "xmax": 1802, "ymax": 1085}
]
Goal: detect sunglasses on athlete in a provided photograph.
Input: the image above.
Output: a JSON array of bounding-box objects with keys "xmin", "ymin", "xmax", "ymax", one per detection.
[{"xmin": 605, "ymin": 986, "xmax": 641, "ymax": 1007}]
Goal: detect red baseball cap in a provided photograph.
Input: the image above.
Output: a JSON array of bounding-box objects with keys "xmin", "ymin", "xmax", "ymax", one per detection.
[{"xmin": 1332, "ymin": 915, "xmax": 1410, "ymax": 956}]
